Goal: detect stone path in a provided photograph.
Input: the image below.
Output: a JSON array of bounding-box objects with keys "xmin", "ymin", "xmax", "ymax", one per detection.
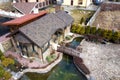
[
  {"xmin": 5, "ymin": 51, "xmax": 47, "ymax": 68},
  {"xmin": 80, "ymin": 40, "xmax": 120, "ymax": 80}
]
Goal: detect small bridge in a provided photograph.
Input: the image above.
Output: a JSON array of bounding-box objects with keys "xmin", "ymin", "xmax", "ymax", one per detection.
[
  {"xmin": 57, "ymin": 45, "xmax": 91, "ymax": 78},
  {"xmin": 57, "ymin": 46, "xmax": 81, "ymax": 57}
]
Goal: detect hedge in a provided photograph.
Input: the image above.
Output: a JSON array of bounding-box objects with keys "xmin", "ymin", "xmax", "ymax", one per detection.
[{"xmin": 71, "ymin": 24, "xmax": 120, "ymax": 43}]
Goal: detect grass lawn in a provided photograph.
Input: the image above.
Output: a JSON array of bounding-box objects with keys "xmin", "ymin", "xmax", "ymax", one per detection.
[
  {"xmin": 70, "ymin": 9, "xmax": 94, "ymax": 24},
  {"xmin": 45, "ymin": 5, "xmax": 64, "ymax": 13},
  {"xmin": 0, "ymin": 2, "xmax": 15, "ymax": 11}
]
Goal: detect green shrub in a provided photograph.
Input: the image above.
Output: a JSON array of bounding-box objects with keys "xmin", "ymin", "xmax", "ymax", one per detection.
[
  {"xmin": 85, "ymin": 26, "xmax": 91, "ymax": 34},
  {"xmin": 96, "ymin": 28, "xmax": 103, "ymax": 36},
  {"xmin": 71, "ymin": 24, "xmax": 77, "ymax": 33},
  {"xmin": 0, "ymin": 50, "xmax": 3, "ymax": 58},
  {"xmin": 79, "ymin": 27, "xmax": 85, "ymax": 35},
  {"xmin": 90, "ymin": 27, "xmax": 97, "ymax": 34},
  {"xmin": 0, "ymin": 66, "xmax": 5, "ymax": 79},
  {"xmin": 46, "ymin": 54, "xmax": 56, "ymax": 63},
  {"xmin": 0, "ymin": 66, "xmax": 12, "ymax": 80},
  {"xmin": 65, "ymin": 36, "xmax": 72, "ymax": 40},
  {"xmin": 1, "ymin": 58, "xmax": 14, "ymax": 67}
]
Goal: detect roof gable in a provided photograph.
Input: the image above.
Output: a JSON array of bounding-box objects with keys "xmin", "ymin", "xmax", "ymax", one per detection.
[{"xmin": 13, "ymin": 2, "xmax": 37, "ymax": 14}]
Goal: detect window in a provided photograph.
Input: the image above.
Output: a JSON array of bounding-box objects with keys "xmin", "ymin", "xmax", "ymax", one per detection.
[
  {"xmin": 46, "ymin": 1, "xmax": 49, "ymax": 5},
  {"xmin": 78, "ymin": 0, "xmax": 82, "ymax": 4},
  {"xmin": 39, "ymin": 3, "xmax": 42, "ymax": 7},
  {"xmin": 43, "ymin": 2, "xmax": 45, "ymax": 6}
]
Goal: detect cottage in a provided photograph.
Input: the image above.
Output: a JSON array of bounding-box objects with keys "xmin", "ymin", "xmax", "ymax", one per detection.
[
  {"xmin": 2, "ymin": 11, "xmax": 73, "ymax": 62},
  {"xmin": 13, "ymin": 0, "xmax": 49, "ymax": 14}
]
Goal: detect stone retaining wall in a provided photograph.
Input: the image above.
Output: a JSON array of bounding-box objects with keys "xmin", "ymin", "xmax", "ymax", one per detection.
[{"xmin": 101, "ymin": 2, "xmax": 120, "ymax": 11}]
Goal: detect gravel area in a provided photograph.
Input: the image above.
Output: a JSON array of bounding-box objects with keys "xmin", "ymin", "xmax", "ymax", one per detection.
[
  {"xmin": 80, "ymin": 40, "xmax": 120, "ymax": 80},
  {"xmin": 92, "ymin": 11, "xmax": 120, "ymax": 31}
]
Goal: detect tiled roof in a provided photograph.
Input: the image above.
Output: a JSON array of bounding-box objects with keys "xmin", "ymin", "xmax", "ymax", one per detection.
[
  {"xmin": 13, "ymin": 2, "xmax": 37, "ymax": 14},
  {"xmin": 55, "ymin": 11, "xmax": 74, "ymax": 26},
  {"xmin": 19, "ymin": 13, "xmax": 66, "ymax": 47},
  {"xmin": 2, "ymin": 10, "xmax": 47, "ymax": 26},
  {"xmin": 15, "ymin": 33, "xmax": 31, "ymax": 44},
  {"xmin": 9, "ymin": 11, "xmax": 73, "ymax": 48}
]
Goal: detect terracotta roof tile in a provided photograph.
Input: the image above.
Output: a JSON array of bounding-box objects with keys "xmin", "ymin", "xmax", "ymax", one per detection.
[{"xmin": 2, "ymin": 10, "xmax": 47, "ymax": 26}]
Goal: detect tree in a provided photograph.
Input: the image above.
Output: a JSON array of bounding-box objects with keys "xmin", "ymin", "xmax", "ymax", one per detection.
[
  {"xmin": 85, "ymin": 26, "xmax": 91, "ymax": 34},
  {"xmin": 90, "ymin": 27, "xmax": 97, "ymax": 35},
  {"xmin": 79, "ymin": 27, "xmax": 85, "ymax": 35},
  {"xmin": 80, "ymin": 17, "xmax": 85, "ymax": 25}
]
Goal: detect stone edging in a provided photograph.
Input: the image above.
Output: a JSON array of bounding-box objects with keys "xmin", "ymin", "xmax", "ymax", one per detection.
[{"xmin": 12, "ymin": 53, "xmax": 63, "ymax": 80}]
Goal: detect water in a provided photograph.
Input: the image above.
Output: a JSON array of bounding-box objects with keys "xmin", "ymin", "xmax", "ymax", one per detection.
[
  {"xmin": 0, "ymin": 17, "xmax": 13, "ymax": 36},
  {"xmin": 69, "ymin": 37, "xmax": 83, "ymax": 49},
  {"xmin": 20, "ymin": 55, "xmax": 87, "ymax": 80}
]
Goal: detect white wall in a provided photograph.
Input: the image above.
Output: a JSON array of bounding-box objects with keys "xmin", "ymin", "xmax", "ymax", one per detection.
[
  {"xmin": 0, "ymin": 0, "xmax": 11, "ymax": 3},
  {"xmin": 62, "ymin": 0, "xmax": 71, "ymax": 5},
  {"xmin": 0, "ymin": 43, "xmax": 4, "ymax": 53}
]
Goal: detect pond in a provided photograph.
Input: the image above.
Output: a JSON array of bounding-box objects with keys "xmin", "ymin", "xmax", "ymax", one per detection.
[
  {"xmin": 20, "ymin": 55, "xmax": 87, "ymax": 80},
  {"xmin": 68, "ymin": 37, "xmax": 84, "ymax": 49}
]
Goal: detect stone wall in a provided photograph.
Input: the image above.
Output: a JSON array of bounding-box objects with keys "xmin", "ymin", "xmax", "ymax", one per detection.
[
  {"xmin": 101, "ymin": 2, "xmax": 120, "ymax": 11},
  {"xmin": 87, "ymin": 2, "xmax": 120, "ymax": 26},
  {"xmin": 0, "ymin": 33, "xmax": 13, "ymax": 53},
  {"xmin": 1, "ymin": 39, "xmax": 12, "ymax": 52},
  {"xmin": 87, "ymin": 7, "xmax": 101, "ymax": 26}
]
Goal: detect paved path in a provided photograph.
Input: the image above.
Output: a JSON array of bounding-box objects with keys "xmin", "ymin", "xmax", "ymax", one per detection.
[{"xmin": 80, "ymin": 40, "xmax": 120, "ymax": 80}]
